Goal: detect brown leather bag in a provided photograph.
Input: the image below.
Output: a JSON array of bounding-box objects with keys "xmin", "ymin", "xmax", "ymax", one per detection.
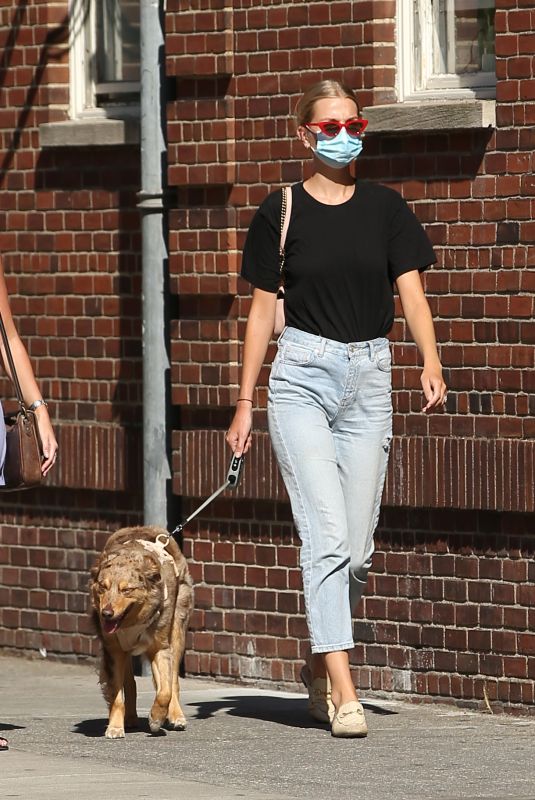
[{"xmin": 0, "ymin": 312, "xmax": 43, "ymax": 491}]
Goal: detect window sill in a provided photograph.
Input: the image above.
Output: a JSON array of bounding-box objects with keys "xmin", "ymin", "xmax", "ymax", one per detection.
[
  {"xmin": 39, "ymin": 118, "xmax": 140, "ymax": 148},
  {"xmin": 362, "ymin": 100, "xmax": 496, "ymax": 134}
]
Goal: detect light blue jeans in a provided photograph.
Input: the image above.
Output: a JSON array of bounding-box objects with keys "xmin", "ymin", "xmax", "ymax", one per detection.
[{"xmin": 268, "ymin": 327, "xmax": 393, "ymax": 654}]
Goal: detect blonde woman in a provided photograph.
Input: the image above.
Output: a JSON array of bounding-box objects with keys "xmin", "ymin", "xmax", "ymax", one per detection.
[
  {"xmin": 226, "ymin": 81, "xmax": 446, "ymax": 738},
  {"xmin": 0, "ymin": 257, "xmax": 58, "ymax": 485}
]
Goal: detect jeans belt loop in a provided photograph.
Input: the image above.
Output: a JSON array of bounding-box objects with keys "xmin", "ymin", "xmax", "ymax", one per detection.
[
  {"xmin": 318, "ymin": 337, "xmax": 326, "ymax": 357},
  {"xmin": 368, "ymin": 340, "xmax": 375, "ymax": 360}
]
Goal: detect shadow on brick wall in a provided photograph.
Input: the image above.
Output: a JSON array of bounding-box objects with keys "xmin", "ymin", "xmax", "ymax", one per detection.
[
  {"xmin": 360, "ymin": 128, "xmax": 494, "ymax": 184},
  {"xmin": 33, "ymin": 147, "xmax": 143, "ymax": 428},
  {"xmin": 0, "ymin": 3, "xmax": 69, "ymax": 185}
]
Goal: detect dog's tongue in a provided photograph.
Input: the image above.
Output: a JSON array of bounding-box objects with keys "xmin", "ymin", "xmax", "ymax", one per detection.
[{"xmin": 103, "ymin": 619, "xmax": 119, "ymax": 635}]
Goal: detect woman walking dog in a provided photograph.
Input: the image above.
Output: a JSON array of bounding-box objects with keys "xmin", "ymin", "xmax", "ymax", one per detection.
[{"xmin": 226, "ymin": 80, "xmax": 446, "ymax": 738}]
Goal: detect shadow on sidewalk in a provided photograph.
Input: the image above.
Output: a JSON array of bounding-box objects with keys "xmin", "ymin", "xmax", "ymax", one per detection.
[
  {"xmin": 72, "ymin": 695, "xmax": 397, "ymax": 737},
  {"xmin": 73, "ymin": 718, "xmax": 155, "ymax": 738},
  {"xmin": 187, "ymin": 694, "xmax": 398, "ymax": 728}
]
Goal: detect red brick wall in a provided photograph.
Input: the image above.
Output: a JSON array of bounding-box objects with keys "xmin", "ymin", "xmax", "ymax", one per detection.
[
  {"xmin": 182, "ymin": 504, "xmax": 535, "ymax": 712},
  {"xmin": 0, "ymin": 0, "xmax": 534, "ymax": 713},
  {"xmin": 0, "ymin": 492, "xmax": 142, "ymax": 658},
  {"xmin": 0, "ymin": 1, "xmax": 144, "ymax": 659}
]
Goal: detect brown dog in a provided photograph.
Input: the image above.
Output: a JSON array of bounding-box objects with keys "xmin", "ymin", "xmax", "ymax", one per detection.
[{"xmin": 90, "ymin": 525, "xmax": 193, "ymax": 739}]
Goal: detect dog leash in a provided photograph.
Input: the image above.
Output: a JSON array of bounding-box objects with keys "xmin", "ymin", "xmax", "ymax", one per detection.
[{"xmin": 169, "ymin": 453, "xmax": 244, "ymax": 541}]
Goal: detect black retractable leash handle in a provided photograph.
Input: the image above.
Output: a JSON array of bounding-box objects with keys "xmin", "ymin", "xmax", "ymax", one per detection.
[{"xmin": 170, "ymin": 453, "xmax": 244, "ymax": 541}]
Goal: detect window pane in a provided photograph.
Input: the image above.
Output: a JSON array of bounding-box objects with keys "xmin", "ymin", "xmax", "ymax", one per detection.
[
  {"xmin": 96, "ymin": 0, "xmax": 140, "ymax": 85},
  {"xmin": 436, "ymin": 0, "xmax": 495, "ymax": 76},
  {"xmin": 413, "ymin": 0, "xmax": 423, "ymax": 89}
]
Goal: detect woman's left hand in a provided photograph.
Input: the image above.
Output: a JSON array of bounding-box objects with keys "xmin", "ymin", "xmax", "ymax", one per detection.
[
  {"xmin": 421, "ymin": 365, "xmax": 447, "ymax": 413},
  {"xmin": 35, "ymin": 408, "xmax": 59, "ymax": 475}
]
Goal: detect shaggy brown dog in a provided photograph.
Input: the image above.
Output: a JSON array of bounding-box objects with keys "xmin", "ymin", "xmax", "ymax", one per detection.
[{"xmin": 90, "ymin": 525, "xmax": 193, "ymax": 739}]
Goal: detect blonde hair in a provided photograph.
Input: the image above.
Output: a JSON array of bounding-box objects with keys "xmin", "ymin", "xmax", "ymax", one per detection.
[{"xmin": 295, "ymin": 80, "xmax": 360, "ymax": 127}]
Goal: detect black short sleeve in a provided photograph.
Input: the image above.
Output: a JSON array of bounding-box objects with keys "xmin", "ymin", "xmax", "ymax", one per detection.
[
  {"xmin": 387, "ymin": 195, "xmax": 437, "ymax": 282},
  {"xmin": 241, "ymin": 191, "xmax": 282, "ymax": 293},
  {"xmin": 238, "ymin": 180, "xmax": 437, "ymax": 343}
]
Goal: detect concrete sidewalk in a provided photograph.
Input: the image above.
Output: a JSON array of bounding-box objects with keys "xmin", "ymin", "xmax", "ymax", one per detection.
[{"xmin": 1, "ymin": 656, "xmax": 534, "ymax": 800}]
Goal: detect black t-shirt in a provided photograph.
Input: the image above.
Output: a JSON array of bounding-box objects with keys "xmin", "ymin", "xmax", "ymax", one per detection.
[{"xmin": 241, "ymin": 180, "xmax": 437, "ymax": 343}]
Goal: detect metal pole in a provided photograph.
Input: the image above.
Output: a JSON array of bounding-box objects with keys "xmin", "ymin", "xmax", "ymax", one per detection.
[{"xmin": 138, "ymin": 0, "xmax": 170, "ymax": 527}]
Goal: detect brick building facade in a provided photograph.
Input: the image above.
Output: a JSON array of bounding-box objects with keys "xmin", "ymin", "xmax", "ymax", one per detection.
[{"xmin": 0, "ymin": 1, "xmax": 534, "ymax": 714}]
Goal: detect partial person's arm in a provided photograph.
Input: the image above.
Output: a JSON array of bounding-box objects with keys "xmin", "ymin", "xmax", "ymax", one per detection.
[
  {"xmin": 225, "ymin": 288, "xmax": 277, "ymax": 456},
  {"xmin": 0, "ymin": 258, "xmax": 58, "ymax": 474},
  {"xmin": 395, "ymin": 269, "xmax": 447, "ymax": 413}
]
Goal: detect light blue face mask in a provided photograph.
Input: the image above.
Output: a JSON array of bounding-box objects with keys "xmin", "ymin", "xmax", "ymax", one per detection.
[{"xmin": 313, "ymin": 128, "xmax": 363, "ymax": 169}]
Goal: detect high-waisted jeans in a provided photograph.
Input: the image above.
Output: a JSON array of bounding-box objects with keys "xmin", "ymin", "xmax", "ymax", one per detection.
[{"xmin": 268, "ymin": 327, "xmax": 393, "ymax": 654}]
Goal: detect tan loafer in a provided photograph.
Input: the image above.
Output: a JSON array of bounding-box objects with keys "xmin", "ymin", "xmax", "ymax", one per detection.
[
  {"xmin": 300, "ymin": 665, "xmax": 335, "ymax": 724},
  {"xmin": 331, "ymin": 700, "xmax": 368, "ymax": 738}
]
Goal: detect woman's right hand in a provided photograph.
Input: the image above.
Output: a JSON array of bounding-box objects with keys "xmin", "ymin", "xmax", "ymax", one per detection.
[
  {"xmin": 225, "ymin": 288, "xmax": 276, "ymax": 457},
  {"xmin": 225, "ymin": 402, "xmax": 253, "ymax": 457}
]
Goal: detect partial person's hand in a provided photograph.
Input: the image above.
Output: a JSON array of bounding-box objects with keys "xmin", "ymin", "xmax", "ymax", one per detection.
[
  {"xmin": 225, "ymin": 402, "xmax": 253, "ymax": 457},
  {"xmin": 421, "ymin": 365, "xmax": 447, "ymax": 413},
  {"xmin": 35, "ymin": 407, "xmax": 59, "ymax": 475}
]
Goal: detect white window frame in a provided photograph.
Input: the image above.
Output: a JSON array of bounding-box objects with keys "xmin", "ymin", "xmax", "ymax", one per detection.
[
  {"xmin": 397, "ymin": 0, "xmax": 496, "ymax": 103},
  {"xmin": 69, "ymin": 0, "xmax": 140, "ymax": 120}
]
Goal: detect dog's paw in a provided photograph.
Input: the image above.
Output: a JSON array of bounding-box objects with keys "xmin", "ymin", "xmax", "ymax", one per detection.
[
  {"xmin": 148, "ymin": 714, "xmax": 163, "ymax": 734},
  {"xmin": 105, "ymin": 725, "xmax": 125, "ymax": 739},
  {"xmin": 124, "ymin": 715, "xmax": 140, "ymax": 731},
  {"xmin": 168, "ymin": 716, "xmax": 187, "ymax": 731}
]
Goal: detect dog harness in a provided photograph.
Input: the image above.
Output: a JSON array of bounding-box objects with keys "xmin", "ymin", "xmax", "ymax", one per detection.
[{"xmin": 136, "ymin": 534, "xmax": 180, "ymax": 581}]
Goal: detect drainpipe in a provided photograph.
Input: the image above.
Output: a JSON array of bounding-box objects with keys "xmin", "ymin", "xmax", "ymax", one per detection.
[{"xmin": 138, "ymin": 0, "xmax": 170, "ymax": 527}]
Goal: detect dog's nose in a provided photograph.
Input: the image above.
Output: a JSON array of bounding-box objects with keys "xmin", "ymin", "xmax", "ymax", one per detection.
[{"xmin": 101, "ymin": 606, "xmax": 115, "ymax": 619}]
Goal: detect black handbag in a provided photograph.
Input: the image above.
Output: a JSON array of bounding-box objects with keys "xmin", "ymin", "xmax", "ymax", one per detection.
[{"xmin": 0, "ymin": 312, "xmax": 43, "ymax": 491}]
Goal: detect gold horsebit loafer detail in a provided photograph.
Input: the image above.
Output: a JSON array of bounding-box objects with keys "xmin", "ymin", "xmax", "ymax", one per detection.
[{"xmin": 331, "ymin": 700, "xmax": 368, "ymax": 738}]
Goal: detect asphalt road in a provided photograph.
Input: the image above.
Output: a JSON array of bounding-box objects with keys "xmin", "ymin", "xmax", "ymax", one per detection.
[{"xmin": 1, "ymin": 656, "xmax": 534, "ymax": 800}]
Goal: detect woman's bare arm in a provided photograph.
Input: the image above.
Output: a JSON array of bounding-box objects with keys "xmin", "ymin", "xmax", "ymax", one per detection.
[
  {"xmin": 395, "ymin": 269, "xmax": 447, "ymax": 413},
  {"xmin": 225, "ymin": 288, "xmax": 277, "ymax": 456}
]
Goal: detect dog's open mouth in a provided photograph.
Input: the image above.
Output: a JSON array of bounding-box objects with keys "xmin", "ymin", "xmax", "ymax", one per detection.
[{"xmin": 101, "ymin": 608, "xmax": 130, "ymax": 635}]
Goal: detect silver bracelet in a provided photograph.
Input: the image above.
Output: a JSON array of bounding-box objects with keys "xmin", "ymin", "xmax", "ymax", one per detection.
[{"xmin": 28, "ymin": 399, "xmax": 48, "ymax": 411}]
